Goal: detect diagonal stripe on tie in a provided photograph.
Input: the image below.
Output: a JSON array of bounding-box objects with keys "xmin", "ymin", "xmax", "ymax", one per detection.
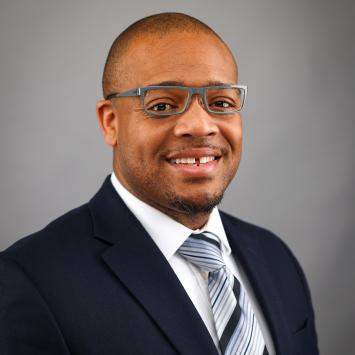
[
  {"xmin": 219, "ymin": 278, "xmax": 242, "ymax": 353},
  {"xmin": 178, "ymin": 233, "xmax": 268, "ymax": 355}
]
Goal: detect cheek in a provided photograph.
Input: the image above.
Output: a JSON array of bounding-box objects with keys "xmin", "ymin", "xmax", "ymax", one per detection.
[
  {"xmin": 219, "ymin": 118, "xmax": 243, "ymax": 154},
  {"xmin": 119, "ymin": 119, "xmax": 169, "ymax": 165}
]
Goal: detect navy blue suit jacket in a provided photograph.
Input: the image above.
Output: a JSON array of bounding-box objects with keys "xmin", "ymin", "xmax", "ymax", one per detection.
[{"xmin": 0, "ymin": 176, "xmax": 318, "ymax": 354}]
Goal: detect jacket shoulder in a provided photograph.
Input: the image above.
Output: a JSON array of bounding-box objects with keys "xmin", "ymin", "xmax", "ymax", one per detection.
[
  {"xmin": 220, "ymin": 210, "xmax": 316, "ymax": 314},
  {"xmin": 220, "ymin": 210, "xmax": 282, "ymax": 244},
  {"xmin": 219, "ymin": 210, "xmax": 305, "ymax": 277},
  {"xmin": 1, "ymin": 203, "xmax": 92, "ymax": 262}
]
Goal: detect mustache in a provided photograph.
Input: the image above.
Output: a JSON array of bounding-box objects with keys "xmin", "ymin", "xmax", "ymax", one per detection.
[{"xmin": 161, "ymin": 142, "xmax": 228, "ymax": 157}]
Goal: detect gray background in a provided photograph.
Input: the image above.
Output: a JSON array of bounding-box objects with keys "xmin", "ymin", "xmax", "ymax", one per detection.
[{"xmin": 1, "ymin": 0, "xmax": 354, "ymax": 353}]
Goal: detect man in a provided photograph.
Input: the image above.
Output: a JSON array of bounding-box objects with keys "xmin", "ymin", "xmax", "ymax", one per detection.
[{"xmin": 0, "ymin": 13, "xmax": 318, "ymax": 355}]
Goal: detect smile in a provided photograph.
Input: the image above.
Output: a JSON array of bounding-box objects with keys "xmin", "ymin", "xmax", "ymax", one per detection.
[
  {"xmin": 170, "ymin": 156, "xmax": 217, "ymax": 165},
  {"xmin": 165, "ymin": 148, "xmax": 223, "ymax": 177}
]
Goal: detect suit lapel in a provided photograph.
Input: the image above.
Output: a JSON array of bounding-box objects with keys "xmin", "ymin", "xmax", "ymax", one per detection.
[
  {"xmin": 89, "ymin": 177, "xmax": 218, "ymax": 355},
  {"xmin": 221, "ymin": 214, "xmax": 294, "ymax": 355}
]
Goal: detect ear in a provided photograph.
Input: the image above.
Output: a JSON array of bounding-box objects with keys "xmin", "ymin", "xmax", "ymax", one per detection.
[{"xmin": 96, "ymin": 99, "xmax": 118, "ymax": 146}]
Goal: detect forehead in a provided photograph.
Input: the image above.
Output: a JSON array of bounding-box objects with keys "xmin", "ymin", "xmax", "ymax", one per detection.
[{"xmin": 119, "ymin": 32, "xmax": 237, "ymax": 89}]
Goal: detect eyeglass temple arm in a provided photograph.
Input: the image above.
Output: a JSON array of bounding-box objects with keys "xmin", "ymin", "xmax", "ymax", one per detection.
[{"xmin": 106, "ymin": 88, "xmax": 141, "ymax": 100}]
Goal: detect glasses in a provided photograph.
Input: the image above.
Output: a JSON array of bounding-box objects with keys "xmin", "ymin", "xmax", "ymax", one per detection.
[{"xmin": 106, "ymin": 85, "xmax": 247, "ymax": 117}]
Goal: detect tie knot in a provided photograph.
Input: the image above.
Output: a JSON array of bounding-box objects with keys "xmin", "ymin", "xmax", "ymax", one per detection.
[{"xmin": 178, "ymin": 233, "xmax": 224, "ymax": 272}]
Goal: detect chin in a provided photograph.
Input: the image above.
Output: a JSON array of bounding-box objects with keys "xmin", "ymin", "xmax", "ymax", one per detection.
[{"xmin": 167, "ymin": 190, "xmax": 224, "ymax": 215}]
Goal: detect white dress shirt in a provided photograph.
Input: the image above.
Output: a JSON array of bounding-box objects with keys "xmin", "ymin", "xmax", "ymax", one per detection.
[{"xmin": 110, "ymin": 172, "xmax": 275, "ymax": 354}]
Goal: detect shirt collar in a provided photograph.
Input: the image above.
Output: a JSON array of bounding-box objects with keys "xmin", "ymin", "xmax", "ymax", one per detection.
[{"xmin": 110, "ymin": 172, "xmax": 232, "ymax": 260}]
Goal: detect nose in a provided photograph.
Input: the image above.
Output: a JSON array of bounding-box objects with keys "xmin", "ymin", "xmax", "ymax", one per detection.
[{"xmin": 173, "ymin": 95, "xmax": 219, "ymax": 138}]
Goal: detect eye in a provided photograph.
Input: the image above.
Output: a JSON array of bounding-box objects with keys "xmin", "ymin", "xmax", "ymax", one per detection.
[
  {"xmin": 211, "ymin": 100, "xmax": 234, "ymax": 108},
  {"xmin": 150, "ymin": 102, "xmax": 174, "ymax": 112}
]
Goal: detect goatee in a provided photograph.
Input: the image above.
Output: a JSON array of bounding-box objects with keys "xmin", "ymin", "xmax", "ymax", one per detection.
[{"xmin": 168, "ymin": 192, "xmax": 224, "ymax": 215}]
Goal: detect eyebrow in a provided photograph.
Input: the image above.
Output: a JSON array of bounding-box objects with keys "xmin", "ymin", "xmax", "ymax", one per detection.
[{"xmin": 147, "ymin": 80, "xmax": 234, "ymax": 86}]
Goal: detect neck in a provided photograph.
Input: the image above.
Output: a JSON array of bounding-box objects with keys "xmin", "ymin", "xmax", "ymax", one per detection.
[{"xmin": 163, "ymin": 209, "xmax": 211, "ymax": 230}]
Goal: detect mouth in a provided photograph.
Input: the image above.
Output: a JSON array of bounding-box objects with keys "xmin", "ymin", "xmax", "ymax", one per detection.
[
  {"xmin": 169, "ymin": 156, "xmax": 220, "ymax": 166},
  {"xmin": 165, "ymin": 148, "xmax": 222, "ymax": 177}
]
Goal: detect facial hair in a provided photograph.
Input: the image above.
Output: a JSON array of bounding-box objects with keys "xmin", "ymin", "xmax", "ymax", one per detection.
[{"xmin": 165, "ymin": 189, "xmax": 224, "ymax": 215}]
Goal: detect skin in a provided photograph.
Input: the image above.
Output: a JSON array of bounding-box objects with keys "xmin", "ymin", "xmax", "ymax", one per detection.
[{"xmin": 96, "ymin": 31, "xmax": 243, "ymax": 229}]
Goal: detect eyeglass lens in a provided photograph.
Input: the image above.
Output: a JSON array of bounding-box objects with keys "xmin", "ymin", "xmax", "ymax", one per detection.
[{"xmin": 143, "ymin": 87, "xmax": 243, "ymax": 116}]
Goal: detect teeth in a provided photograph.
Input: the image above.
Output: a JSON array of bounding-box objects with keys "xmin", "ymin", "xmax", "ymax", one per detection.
[
  {"xmin": 175, "ymin": 158, "xmax": 196, "ymax": 164},
  {"xmin": 200, "ymin": 156, "xmax": 215, "ymax": 164},
  {"xmin": 171, "ymin": 156, "xmax": 216, "ymax": 164}
]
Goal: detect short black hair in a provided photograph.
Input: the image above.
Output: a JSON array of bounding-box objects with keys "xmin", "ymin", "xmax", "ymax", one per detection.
[{"xmin": 102, "ymin": 12, "xmax": 235, "ymax": 98}]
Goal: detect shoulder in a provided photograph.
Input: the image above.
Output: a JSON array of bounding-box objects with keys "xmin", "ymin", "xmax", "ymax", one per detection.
[
  {"xmin": 1, "ymin": 203, "xmax": 93, "ymax": 264},
  {"xmin": 220, "ymin": 210, "xmax": 313, "ymax": 303},
  {"xmin": 220, "ymin": 210, "xmax": 285, "ymax": 247},
  {"xmin": 219, "ymin": 210, "xmax": 305, "ymax": 278}
]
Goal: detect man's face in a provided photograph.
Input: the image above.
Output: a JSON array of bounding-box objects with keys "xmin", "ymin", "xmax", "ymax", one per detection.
[{"xmin": 104, "ymin": 32, "xmax": 242, "ymax": 221}]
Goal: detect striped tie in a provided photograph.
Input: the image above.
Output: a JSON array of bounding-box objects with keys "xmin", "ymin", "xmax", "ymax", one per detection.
[{"xmin": 179, "ymin": 233, "xmax": 268, "ymax": 355}]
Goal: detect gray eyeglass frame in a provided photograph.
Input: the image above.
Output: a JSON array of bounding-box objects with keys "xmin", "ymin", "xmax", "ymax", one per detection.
[{"xmin": 105, "ymin": 84, "xmax": 248, "ymax": 116}]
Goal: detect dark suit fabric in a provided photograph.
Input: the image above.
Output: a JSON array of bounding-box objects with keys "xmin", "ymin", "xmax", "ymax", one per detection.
[{"xmin": 0, "ymin": 176, "xmax": 319, "ymax": 355}]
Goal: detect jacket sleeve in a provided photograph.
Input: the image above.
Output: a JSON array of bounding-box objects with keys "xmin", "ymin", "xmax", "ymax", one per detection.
[{"xmin": 0, "ymin": 256, "xmax": 70, "ymax": 355}]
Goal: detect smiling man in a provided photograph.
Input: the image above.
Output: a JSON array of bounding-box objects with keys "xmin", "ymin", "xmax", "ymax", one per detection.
[
  {"xmin": 97, "ymin": 21, "xmax": 242, "ymax": 230},
  {"xmin": 0, "ymin": 13, "xmax": 318, "ymax": 355}
]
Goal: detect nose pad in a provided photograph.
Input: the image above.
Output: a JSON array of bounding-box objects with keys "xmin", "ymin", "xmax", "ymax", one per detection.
[
  {"xmin": 197, "ymin": 95, "xmax": 205, "ymax": 108},
  {"xmin": 189, "ymin": 93, "xmax": 205, "ymax": 111}
]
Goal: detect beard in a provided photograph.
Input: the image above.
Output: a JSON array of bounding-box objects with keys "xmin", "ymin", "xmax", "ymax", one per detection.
[{"xmin": 165, "ymin": 189, "xmax": 224, "ymax": 215}]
